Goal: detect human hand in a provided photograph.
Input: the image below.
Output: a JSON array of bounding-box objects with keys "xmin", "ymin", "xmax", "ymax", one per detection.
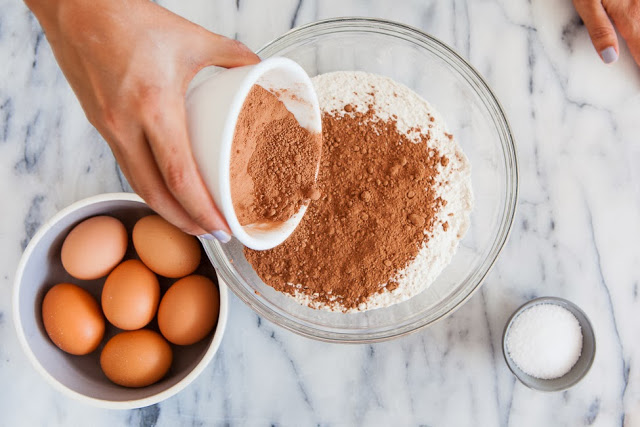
[
  {"xmin": 573, "ymin": 0, "xmax": 640, "ymax": 66},
  {"xmin": 25, "ymin": 0, "xmax": 260, "ymax": 242}
]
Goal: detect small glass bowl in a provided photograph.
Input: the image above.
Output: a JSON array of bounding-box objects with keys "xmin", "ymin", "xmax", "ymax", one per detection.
[
  {"xmin": 202, "ymin": 17, "xmax": 518, "ymax": 342},
  {"xmin": 502, "ymin": 297, "xmax": 596, "ymax": 391}
]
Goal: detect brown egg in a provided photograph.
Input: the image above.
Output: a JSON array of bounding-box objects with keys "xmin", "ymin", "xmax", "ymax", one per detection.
[
  {"xmin": 158, "ymin": 275, "xmax": 220, "ymax": 345},
  {"xmin": 132, "ymin": 215, "xmax": 201, "ymax": 278},
  {"xmin": 61, "ymin": 216, "xmax": 128, "ymax": 280},
  {"xmin": 42, "ymin": 283, "xmax": 105, "ymax": 355},
  {"xmin": 101, "ymin": 259, "xmax": 160, "ymax": 330},
  {"xmin": 100, "ymin": 329, "xmax": 172, "ymax": 388}
]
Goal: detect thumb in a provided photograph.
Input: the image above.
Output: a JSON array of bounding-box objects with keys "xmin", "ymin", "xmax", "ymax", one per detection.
[
  {"xmin": 573, "ymin": 0, "xmax": 619, "ymax": 63},
  {"xmin": 193, "ymin": 30, "xmax": 261, "ymax": 69}
]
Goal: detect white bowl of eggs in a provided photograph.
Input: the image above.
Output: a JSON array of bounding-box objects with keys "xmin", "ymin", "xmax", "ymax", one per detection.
[{"xmin": 12, "ymin": 193, "xmax": 228, "ymax": 409}]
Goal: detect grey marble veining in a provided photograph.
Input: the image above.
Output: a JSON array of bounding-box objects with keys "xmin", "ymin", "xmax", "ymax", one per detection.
[{"xmin": 1, "ymin": 0, "xmax": 639, "ymax": 426}]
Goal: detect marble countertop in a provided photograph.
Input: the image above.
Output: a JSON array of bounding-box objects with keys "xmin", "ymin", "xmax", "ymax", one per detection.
[{"xmin": 1, "ymin": 0, "xmax": 639, "ymax": 425}]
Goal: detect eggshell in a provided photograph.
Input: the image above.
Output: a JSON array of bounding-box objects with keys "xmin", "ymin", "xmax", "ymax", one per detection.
[
  {"xmin": 100, "ymin": 329, "xmax": 172, "ymax": 388},
  {"xmin": 101, "ymin": 259, "xmax": 160, "ymax": 330},
  {"xmin": 61, "ymin": 216, "xmax": 128, "ymax": 280},
  {"xmin": 158, "ymin": 275, "xmax": 219, "ymax": 345},
  {"xmin": 41, "ymin": 283, "xmax": 105, "ymax": 355},
  {"xmin": 132, "ymin": 215, "xmax": 201, "ymax": 278}
]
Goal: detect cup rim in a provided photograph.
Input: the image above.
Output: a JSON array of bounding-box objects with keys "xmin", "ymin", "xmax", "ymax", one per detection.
[
  {"xmin": 12, "ymin": 192, "xmax": 229, "ymax": 409},
  {"xmin": 501, "ymin": 296, "xmax": 596, "ymax": 392}
]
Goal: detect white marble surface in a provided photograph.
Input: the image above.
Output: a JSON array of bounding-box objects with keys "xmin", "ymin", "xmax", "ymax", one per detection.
[{"xmin": 1, "ymin": 0, "xmax": 639, "ymax": 425}]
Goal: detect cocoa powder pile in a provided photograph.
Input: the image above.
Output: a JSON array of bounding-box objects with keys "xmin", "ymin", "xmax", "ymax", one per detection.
[
  {"xmin": 244, "ymin": 106, "xmax": 449, "ymax": 310},
  {"xmin": 230, "ymin": 85, "xmax": 322, "ymax": 225}
]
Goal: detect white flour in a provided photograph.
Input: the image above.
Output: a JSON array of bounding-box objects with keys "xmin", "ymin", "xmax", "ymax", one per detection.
[{"xmin": 289, "ymin": 71, "xmax": 473, "ymax": 312}]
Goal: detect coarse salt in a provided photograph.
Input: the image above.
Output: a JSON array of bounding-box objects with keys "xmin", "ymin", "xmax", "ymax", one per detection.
[{"xmin": 506, "ymin": 303, "xmax": 583, "ymax": 380}]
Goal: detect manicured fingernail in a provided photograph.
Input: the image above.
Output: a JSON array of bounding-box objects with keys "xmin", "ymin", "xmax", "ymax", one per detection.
[
  {"xmin": 199, "ymin": 230, "xmax": 232, "ymax": 243},
  {"xmin": 600, "ymin": 46, "xmax": 618, "ymax": 64},
  {"xmin": 211, "ymin": 230, "xmax": 232, "ymax": 243}
]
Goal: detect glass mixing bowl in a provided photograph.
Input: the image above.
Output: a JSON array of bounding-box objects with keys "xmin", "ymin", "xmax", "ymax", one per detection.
[{"xmin": 202, "ymin": 18, "xmax": 518, "ymax": 343}]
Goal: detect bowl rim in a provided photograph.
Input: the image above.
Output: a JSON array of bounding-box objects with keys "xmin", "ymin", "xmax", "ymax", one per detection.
[
  {"xmin": 208, "ymin": 17, "xmax": 519, "ymax": 343},
  {"xmin": 501, "ymin": 296, "xmax": 596, "ymax": 392},
  {"xmin": 12, "ymin": 192, "xmax": 229, "ymax": 409}
]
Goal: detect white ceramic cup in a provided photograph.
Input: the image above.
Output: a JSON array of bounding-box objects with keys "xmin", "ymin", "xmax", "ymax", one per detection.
[{"xmin": 186, "ymin": 57, "xmax": 321, "ymax": 251}]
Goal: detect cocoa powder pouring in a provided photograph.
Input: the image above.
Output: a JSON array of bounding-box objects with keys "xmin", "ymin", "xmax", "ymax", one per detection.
[{"xmin": 230, "ymin": 84, "xmax": 322, "ymax": 227}]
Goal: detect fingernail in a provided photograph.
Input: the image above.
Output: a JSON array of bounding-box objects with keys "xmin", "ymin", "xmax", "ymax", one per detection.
[
  {"xmin": 199, "ymin": 230, "xmax": 232, "ymax": 243},
  {"xmin": 600, "ymin": 46, "xmax": 618, "ymax": 64}
]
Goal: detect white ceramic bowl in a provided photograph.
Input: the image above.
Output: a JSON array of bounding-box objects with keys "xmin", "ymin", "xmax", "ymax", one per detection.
[
  {"xmin": 13, "ymin": 193, "xmax": 228, "ymax": 409},
  {"xmin": 186, "ymin": 57, "xmax": 321, "ymax": 250}
]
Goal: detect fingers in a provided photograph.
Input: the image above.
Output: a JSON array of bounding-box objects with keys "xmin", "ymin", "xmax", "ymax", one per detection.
[
  {"xmin": 149, "ymin": 0, "xmax": 259, "ymax": 69},
  {"xmin": 605, "ymin": 0, "xmax": 640, "ymax": 67},
  {"xmin": 573, "ymin": 0, "xmax": 619, "ymax": 63},
  {"xmin": 108, "ymin": 130, "xmax": 215, "ymax": 237},
  {"xmin": 142, "ymin": 94, "xmax": 232, "ymax": 241},
  {"xmin": 193, "ymin": 30, "xmax": 261, "ymax": 68},
  {"xmin": 626, "ymin": 34, "xmax": 640, "ymax": 67}
]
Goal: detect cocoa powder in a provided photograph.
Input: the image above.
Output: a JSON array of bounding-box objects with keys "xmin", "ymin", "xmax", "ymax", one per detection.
[
  {"xmin": 230, "ymin": 85, "xmax": 322, "ymax": 225},
  {"xmin": 244, "ymin": 106, "xmax": 448, "ymax": 310}
]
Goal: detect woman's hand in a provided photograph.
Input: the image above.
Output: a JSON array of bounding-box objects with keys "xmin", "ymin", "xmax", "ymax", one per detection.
[
  {"xmin": 573, "ymin": 0, "xmax": 640, "ymax": 66},
  {"xmin": 25, "ymin": 0, "xmax": 260, "ymax": 242}
]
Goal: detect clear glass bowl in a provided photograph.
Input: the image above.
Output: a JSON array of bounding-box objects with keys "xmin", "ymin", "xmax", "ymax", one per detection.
[{"xmin": 202, "ymin": 18, "xmax": 518, "ymax": 343}]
